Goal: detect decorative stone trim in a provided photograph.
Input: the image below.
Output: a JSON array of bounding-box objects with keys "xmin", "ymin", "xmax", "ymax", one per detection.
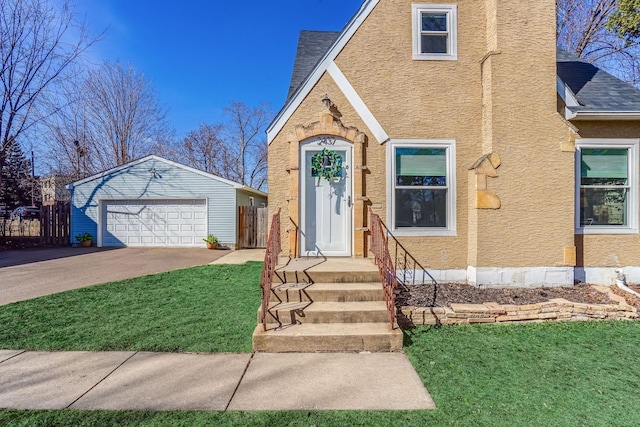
[
  {"xmin": 286, "ymin": 95, "xmax": 369, "ymax": 258},
  {"xmin": 400, "ymin": 286, "xmax": 638, "ymax": 326},
  {"xmin": 469, "ymin": 152, "xmax": 501, "ymax": 210}
]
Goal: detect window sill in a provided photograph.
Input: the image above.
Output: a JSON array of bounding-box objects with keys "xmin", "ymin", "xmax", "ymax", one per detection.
[
  {"xmin": 576, "ymin": 227, "xmax": 639, "ymax": 235},
  {"xmin": 391, "ymin": 228, "xmax": 457, "ymax": 237},
  {"xmin": 413, "ymin": 53, "xmax": 457, "ymax": 61}
]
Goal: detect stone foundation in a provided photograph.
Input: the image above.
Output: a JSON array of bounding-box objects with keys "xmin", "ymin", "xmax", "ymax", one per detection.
[{"xmin": 400, "ymin": 286, "xmax": 638, "ymax": 326}]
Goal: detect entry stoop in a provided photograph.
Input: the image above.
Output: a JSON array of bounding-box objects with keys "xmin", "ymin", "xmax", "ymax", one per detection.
[{"xmin": 252, "ymin": 258, "xmax": 403, "ymax": 352}]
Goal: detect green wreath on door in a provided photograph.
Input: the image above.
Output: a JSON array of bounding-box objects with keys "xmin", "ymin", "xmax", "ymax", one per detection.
[{"xmin": 311, "ymin": 148, "xmax": 343, "ymax": 181}]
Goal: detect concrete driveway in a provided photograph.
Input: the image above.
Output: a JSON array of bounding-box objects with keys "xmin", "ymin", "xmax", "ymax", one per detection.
[{"xmin": 0, "ymin": 247, "xmax": 232, "ymax": 306}]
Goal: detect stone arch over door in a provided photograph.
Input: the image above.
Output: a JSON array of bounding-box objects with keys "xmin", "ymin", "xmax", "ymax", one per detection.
[{"xmin": 286, "ymin": 100, "xmax": 368, "ymax": 257}]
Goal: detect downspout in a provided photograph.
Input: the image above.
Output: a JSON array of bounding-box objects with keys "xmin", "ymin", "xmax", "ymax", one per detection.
[{"xmin": 615, "ymin": 269, "xmax": 640, "ymax": 298}]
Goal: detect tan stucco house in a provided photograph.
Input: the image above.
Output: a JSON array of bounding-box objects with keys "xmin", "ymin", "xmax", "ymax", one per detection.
[{"xmin": 266, "ymin": 0, "xmax": 640, "ymax": 287}]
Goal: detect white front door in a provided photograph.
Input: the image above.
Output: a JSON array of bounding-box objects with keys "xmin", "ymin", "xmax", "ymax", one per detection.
[{"xmin": 300, "ymin": 139, "xmax": 352, "ymax": 256}]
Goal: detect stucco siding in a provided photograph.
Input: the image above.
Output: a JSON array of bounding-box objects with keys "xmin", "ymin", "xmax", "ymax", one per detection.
[
  {"xmin": 268, "ymin": 0, "xmax": 640, "ymax": 287},
  {"xmin": 70, "ymin": 158, "xmax": 239, "ymax": 245},
  {"xmin": 270, "ymin": 0, "xmax": 573, "ymax": 270}
]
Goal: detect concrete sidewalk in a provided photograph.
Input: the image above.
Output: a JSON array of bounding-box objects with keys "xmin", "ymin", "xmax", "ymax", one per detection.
[
  {"xmin": 211, "ymin": 248, "xmax": 265, "ymax": 264},
  {"xmin": 0, "ymin": 350, "xmax": 436, "ymax": 411}
]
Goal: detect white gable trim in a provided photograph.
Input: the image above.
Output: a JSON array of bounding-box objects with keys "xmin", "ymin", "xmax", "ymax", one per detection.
[
  {"xmin": 267, "ymin": 0, "xmax": 380, "ymax": 144},
  {"xmin": 556, "ymin": 76, "xmax": 580, "ymax": 108},
  {"xmin": 326, "ymin": 62, "xmax": 389, "ymax": 144}
]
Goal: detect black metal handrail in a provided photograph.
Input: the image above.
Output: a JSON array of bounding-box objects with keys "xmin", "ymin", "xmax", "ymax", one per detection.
[
  {"xmin": 369, "ymin": 210, "xmax": 398, "ymax": 329},
  {"xmin": 373, "ymin": 213, "xmax": 438, "ymax": 289},
  {"xmin": 370, "ymin": 209, "xmax": 439, "ymax": 328},
  {"xmin": 259, "ymin": 208, "xmax": 281, "ymax": 331}
]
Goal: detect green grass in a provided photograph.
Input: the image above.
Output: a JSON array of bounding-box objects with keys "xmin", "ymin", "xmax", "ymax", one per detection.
[
  {"xmin": 1, "ymin": 267, "xmax": 640, "ymax": 425},
  {"xmin": 0, "ymin": 262, "xmax": 263, "ymax": 353},
  {"xmin": 2, "ymin": 322, "xmax": 640, "ymax": 426},
  {"xmin": 403, "ymin": 321, "xmax": 640, "ymax": 426}
]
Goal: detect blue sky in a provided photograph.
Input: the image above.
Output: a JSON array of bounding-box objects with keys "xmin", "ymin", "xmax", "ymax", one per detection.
[{"xmin": 76, "ymin": 0, "xmax": 364, "ymax": 138}]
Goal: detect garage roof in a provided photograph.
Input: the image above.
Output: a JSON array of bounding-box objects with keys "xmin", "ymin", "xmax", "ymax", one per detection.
[{"xmin": 67, "ymin": 155, "xmax": 267, "ymax": 197}]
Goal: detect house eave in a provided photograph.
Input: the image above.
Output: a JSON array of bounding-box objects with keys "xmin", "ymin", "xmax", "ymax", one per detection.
[
  {"xmin": 566, "ymin": 110, "xmax": 640, "ymax": 121},
  {"xmin": 68, "ymin": 155, "xmax": 261, "ymax": 192},
  {"xmin": 239, "ymin": 186, "xmax": 268, "ymax": 198}
]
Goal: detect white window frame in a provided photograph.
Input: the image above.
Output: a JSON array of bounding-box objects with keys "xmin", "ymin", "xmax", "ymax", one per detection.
[
  {"xmin": 575, "ymin": 138, "xmax": 639, "ymax": 235},
  {"xmin": 412, "ymin": 4, "xmax": 458, "ymax": 61},
  {"xmin": 387, "ymin": 139, "xmax": 456, "ymax": 236}
]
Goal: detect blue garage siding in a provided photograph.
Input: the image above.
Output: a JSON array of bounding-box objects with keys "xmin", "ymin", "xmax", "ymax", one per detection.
[{"xmin": 69, "ymin": 157, "xmax": 241, "ymax": 246}]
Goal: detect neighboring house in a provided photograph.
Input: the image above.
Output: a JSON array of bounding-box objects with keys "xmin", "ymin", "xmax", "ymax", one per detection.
[
  {"xmin": 41, "ymin": 175, "xmax": 74, "ymax": 206},
  {"xmin": 67, "ymin": 155, "xmax": 267, "ymax": 248},
  {"xmin": 266, "ymin": 0, "xmax": 640, "ymax": 287}
]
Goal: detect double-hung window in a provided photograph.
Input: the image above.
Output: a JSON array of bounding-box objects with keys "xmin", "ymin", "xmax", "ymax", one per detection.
[
  {"xmin": 576, "ymin": 139, "xmax": 639, "ymax": 234},
  {"xmin": 412, "ymin": 4, "xmax": 458, "ymax": 60},
  {"xmin": 389, "ymin": 140, "xmax": 456, "ymax": 236}
]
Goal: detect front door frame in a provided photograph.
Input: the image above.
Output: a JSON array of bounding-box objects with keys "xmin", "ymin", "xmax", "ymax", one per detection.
[
  {"xmin": 284, "ymin": 106, "xmax": 368, "ymax": 258},
  {"xmin": 300, "ymin": 138, "xmax": 353, "ymax": 256}
]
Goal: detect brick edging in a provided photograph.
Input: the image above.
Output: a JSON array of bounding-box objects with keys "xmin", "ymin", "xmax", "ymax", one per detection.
[{"xmin": 400, "ymin": 285, "xmax": 638, "ymax": 325}]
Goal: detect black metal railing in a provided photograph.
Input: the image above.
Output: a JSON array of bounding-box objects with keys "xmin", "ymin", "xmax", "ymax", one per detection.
[
  {"xmin": 369, "ymin": 210, "xmax": 398, "ymax": 329},
  {"xmin": 374, "ymin": 213, "xmax": 438, "ymax": 289},
  {"xmin": 259, "ymin": 208, "xmax": 282, "ymax": 331}
]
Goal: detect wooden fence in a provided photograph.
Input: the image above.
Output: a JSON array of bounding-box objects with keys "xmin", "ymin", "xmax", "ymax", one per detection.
[
  {"xmin": 238, "ymin": 206, "xmax": 268, "ymax": 248},
  {"xmin": 40, "ymin": 203, "xmax": 71, "ymax": 245}
]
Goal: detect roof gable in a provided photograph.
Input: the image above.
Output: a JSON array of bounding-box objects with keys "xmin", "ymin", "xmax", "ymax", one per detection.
[
  {"xmin": 267, "ymin": 0, "xmax": 379, "ymax": 143},
  {"xmin": 68, "ymin": 155, "xmax": 267, "ymax": 197}
]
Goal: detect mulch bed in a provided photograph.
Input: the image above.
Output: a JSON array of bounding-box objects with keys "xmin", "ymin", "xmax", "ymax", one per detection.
[{"xmin": 396, "ymin": 282, "xmax": 616, "ymax": 308}]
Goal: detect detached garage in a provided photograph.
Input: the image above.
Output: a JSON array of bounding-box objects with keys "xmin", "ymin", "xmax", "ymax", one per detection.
[{"xmin": 67, "ymin": 156, "xmax": 267, "ymax": 248}]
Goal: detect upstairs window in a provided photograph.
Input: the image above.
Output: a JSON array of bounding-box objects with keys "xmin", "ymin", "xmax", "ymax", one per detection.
[
  {"xmin": 412, "ymin": 4, "xmax": 457, "ymax": 60},
  {"xmin": 576, "ymin": 139, "xmax": 639, "ymax": 234}
]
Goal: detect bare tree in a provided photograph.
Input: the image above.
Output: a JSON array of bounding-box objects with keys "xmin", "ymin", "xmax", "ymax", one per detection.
[
  {"xmin": 557, "ymin": 0, "xmax": 640, "ymax": 84},
  {"xmin": 177, "ymin": 123, "xmax": 225, "ymax": 175},
  {"xmin": 0, "ymin": 0, "xmax": 96, "ymax": 201},
  {"xmin": 40, "ymin": 79, "xmax": 92, "ymax": 178},
  {"xmin": 83, "ymin": 61, "xmax": 172, "ymax": 170},
  {"xmin": 220, "ymin": 101, "xmax": 270, "ymax": 191},
  {"xmin": 177, "ymin": 102, "xmax": 270, "ymax": 191}
]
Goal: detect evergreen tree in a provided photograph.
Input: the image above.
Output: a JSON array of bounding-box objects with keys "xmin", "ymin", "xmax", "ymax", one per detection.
[
  {"xmin": 607, "ymin": 0, "xmax": 640, "ymax": 42},
  {"xmin": 1, "ymin": 138, "xmax": 32, "ymax": 209}
]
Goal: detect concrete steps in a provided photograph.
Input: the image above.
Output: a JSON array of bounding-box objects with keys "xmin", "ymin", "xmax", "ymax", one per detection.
[
  {"xmin": 272, "ymin": 282, "xmax": 384, "ymax": 302},
  {"xmin": 253, "ymin": 258, "xmax": 402, "ymax": 353},
  {"xmin": 252, "ymin": 323, "xmax": 402, "ymax": 353},
  {"xmin": 262, "ymin": 300, "xmax": 390, "ymax": 325},
  {"xmin": 274, "ymin": 270, "xmax": 380, "ymax": 284}
]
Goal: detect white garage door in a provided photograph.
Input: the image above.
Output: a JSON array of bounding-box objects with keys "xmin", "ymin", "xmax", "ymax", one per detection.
[{"xmin": 102, "ymin": 199, "xmax": 207, "ymax": 247}]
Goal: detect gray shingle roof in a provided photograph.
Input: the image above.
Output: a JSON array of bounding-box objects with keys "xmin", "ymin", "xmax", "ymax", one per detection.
[
  {"xmin": 557, "ymin": 49, "xmax": 640, "ymax": 114},
  {"xmin": 286, "ymin": 31, "xmax": 340, "ymax": 102}
]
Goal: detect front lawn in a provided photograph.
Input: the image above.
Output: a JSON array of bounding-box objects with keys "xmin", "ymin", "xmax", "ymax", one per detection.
[
  {"xmin": 0, "ymin": 262, "xmax": 262, "ymax": 353},
  {"xmin": 1, "ymin": 264, "xmax": 640, "ymax": 425},
  {"xmin": 2, "ymin": 320, "xmax": 640, "ymax": 425},
  {"xmin": 403, "ymin": 321, "xmax": 640, "ymax": 426}
]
